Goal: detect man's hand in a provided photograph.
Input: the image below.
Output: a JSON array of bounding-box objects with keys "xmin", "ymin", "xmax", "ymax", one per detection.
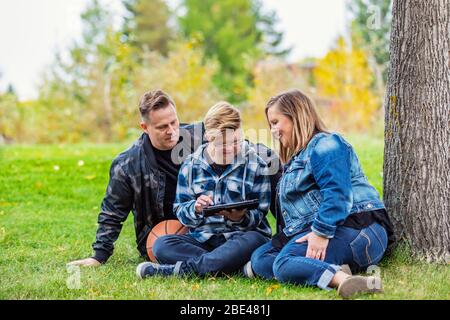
[
  {"xmin": 218, "ymin": 209, "xmax": 247, "ymax": 222},
  {"xmin": 67, "ymin": 257, "xmax": 101, "ymax": 267},
  {"xmin": 195, "ymin": 195, "xmax": 214, "ymax": 213},
  {"xmin": 296, "ymin": 232, "xmax": 330, "ymax": 261}
]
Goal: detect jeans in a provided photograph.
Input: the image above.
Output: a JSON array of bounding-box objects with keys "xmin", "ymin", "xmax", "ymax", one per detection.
[
  {"xmin": 153, "ymin": 231, "xmax": 269, "ymax": 276},
  {"xmin": 251, "ymin": 222, "xmax": 388, "ymax": 290}
]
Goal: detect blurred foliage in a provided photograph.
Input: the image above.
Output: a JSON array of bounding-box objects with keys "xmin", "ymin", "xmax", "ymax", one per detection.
[
  {"xmin": 132, "ymin": 40, "xmax": 223, "ymax": 124},
  {"xmin": 0, "ymin": 0, "xmax": 386, "ymax": 144},
  {"xmin": 122, "ymin": 0, "xmax": 175, "ymax": 56},
  {"xmin": 348, "ymin": 0, "xmax": 391, "ymax": 95},
  {"xmin": 36, "ymin": 0, "xmax": 139, "ymax": 143},
  {"xmin": 0, "ymin": 90, "xmax": 26, "ymax": 143},
  {"xmin": 314, "ymin": 37, "xmax": 381, "ymax": 131},
  {"xmin": 242, "ymin": 58, "xmax": 308, "ymax": 132},
  {"xmin": 178, "ymin": 0, "xmax": 290, "ymax": 102}
]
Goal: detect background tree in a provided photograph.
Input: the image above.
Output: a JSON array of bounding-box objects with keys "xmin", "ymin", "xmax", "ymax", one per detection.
[
  {"xmin": 122, "ymin": 0, "xmax": 174, "ymax": 56},
  {"xmin": 178, "ymin": 0, "xmax": 289, "ymax": 102},
  {"xmin": 0, "ymin": 82, "xmax": 25, "ymax": 143},
  {"xmin": 383, "ymin": 0, "xmax": 450, "ymax": 263},
  {"xmin": 348, "ymin": 0, "xmax": 391, "ymax": 96},
  {"xmin": 133, "ymin": 40, "xmax": 223, "ymax": 123},
  {"xmin": 314, "ymin": 36, "xmax": 379, "ymax": 131},
  {"xmin": 37, "ymin": 0, "xmax": 138, "ymax": 143}
]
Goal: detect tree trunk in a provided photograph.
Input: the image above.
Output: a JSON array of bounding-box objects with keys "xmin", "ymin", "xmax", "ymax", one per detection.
[{"xmin": 384, "ymin": 0, "xmax": 450, "ymax": 263}]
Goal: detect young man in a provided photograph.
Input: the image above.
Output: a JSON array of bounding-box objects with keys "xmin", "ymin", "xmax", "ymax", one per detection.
[{"xmin": 136, "ymin": 102, "xmax": 273, "ymax": 278}]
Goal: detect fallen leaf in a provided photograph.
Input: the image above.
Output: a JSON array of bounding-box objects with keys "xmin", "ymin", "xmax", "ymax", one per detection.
[
  {"xmin": 192, "ymin": 284, "xmax": 200, "ymax": 291},
  {"xmin": 265, "ymin": 284, "xmax": 280, "ymax": 295}
]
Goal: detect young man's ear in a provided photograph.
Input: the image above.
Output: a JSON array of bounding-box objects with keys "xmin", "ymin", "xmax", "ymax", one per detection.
[
  {"xmin": 140, "ymin": 121, "xmax": 149, "ymax": 134},
  {"xmin": 204, "ymin": 132, "xmax": 214, "ymax": 143}
]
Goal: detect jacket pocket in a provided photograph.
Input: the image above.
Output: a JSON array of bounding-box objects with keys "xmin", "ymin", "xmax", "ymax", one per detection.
[
  {"xmin": 350, "ymin": 223, "xmax": 388, "ymax": 268},
  {"xmin": 225, "ymin": 177, "xmax": 244, "ymax": 202},
  {"xmin": 304, "ymin": 189, "xmax": 322, "ymax": 212},
  {"xmin": 285, "ymin": 160, "xmax": 306, "ymax": 187},
  {"xmin": 192, "ymin": 178, "xmax": 212, "ymax": 196}
]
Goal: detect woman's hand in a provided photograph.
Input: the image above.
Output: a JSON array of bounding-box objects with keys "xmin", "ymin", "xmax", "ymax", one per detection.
[{"xmin": 296, "ymin": 232, "xmax": 329, "ymax": 261}]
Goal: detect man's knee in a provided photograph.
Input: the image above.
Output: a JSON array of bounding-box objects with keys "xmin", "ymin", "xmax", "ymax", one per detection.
[{"xmin": 234, "ymin": 230, "xmax": 269, "ymax": 249}]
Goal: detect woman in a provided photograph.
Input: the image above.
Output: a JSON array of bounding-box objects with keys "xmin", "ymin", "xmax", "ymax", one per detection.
[{"xmin": 248, "ymin": 89, "xmax": 395, "ymax": 298}]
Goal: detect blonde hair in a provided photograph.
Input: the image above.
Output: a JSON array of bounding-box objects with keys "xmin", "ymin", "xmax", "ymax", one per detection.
[
  {"xmin": 204, "ymin": 101, "xmax": 241, "ymax": 141},
  {"xmin": 265, "ymin": 89, "xmax": 328, "ymax": 163}
]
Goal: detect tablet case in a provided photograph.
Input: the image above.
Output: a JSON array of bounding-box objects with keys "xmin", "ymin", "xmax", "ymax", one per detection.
[{"xmin": 202, "ymin": 199, "xmax": 260, "ymax": 217}]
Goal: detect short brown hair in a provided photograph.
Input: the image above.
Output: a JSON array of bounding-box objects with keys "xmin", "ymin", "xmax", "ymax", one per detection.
[
  {"xmin": 139, "ymin": 89, "xmax": 176, "ymax": 121},
  {"xmin": 204, "ymin": 101, "xmax": 241, "ymax": 140}
]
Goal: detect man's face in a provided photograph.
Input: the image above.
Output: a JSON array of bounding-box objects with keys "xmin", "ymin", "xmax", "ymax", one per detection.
[{"xmin": 140, "ymin": 104, "xmax": 180, "ymax": 151}]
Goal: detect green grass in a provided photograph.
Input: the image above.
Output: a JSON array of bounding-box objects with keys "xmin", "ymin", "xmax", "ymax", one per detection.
[{"xmin": 0, "ymin": 135, "xmax": 449, "ymax": 300}]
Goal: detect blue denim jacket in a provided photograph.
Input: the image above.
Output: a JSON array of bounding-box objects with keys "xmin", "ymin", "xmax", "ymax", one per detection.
[{"xmin": 279, "ymin": 132, "xmax": 385, "ymax": 239}]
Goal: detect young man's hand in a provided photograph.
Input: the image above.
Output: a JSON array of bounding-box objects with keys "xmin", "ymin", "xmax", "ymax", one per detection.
[
  {"xmin": 195, "ymin": 195, "xmax": 214, "ymax": 214},
  {"xmin": 67, "ymin": 257, "xmax": 101, "ymax": 267},
  {"xmin": 218, "ymin": 209, "xmax": 247, "ymax": 222}
]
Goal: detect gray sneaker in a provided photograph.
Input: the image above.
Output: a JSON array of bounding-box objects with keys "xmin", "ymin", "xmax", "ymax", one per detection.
[
  {"xmin": 337, "ymin": 275, "xmax": 383, "ymax": 299},
  {"xmin": 136, "ymin": 262, "xmax": 175, "ymax": 279}
]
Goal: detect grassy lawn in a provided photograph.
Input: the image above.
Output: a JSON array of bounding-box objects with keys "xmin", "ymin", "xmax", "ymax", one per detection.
[{"xmin": 0, "ymin": 134, "xmax": 449, "ymax": 300}]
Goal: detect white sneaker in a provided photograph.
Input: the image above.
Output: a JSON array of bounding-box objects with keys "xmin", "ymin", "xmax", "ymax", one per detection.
[{"xmin": 242, "ymin": 261, "xmax": 255, "ymax": 278}]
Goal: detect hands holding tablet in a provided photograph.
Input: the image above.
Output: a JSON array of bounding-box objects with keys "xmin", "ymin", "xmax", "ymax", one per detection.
[
  {"xmin": 194, "ymin": 195, "xmax": 214, "ymax": 213},
  {"xmin": 194, "ymin": 195, "xmax": 259, "ymax": 221},
  {"xmin": 218, "ymin": 209, "xmax": 247, "ymax": 221}
]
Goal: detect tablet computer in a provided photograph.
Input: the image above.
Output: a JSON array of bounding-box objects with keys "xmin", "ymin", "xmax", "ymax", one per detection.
[{"xmin": 202, "ymin": 199, "xmax": 260, "ymax": 217}]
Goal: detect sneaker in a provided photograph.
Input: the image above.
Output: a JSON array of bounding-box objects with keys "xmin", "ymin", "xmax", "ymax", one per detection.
[
  {"xmin": 136, "ymin": 262, "xmax": 175, "ymax": 279},
  {"xmin": 337, "ymin": 275, "xmax": 383, "ymax": 299},
  {"xmin": 242, "ymin": 261, "xmax": 255, "ymax": 278}
]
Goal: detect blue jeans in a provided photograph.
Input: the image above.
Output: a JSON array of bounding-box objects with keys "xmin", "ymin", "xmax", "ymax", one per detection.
[
  {"xmin": 251, "ymin": 223, "xmax": 388, "ymax": 290},
  {"xmin": 153, "ymin": 231, "xmax": 269, "ymax": 276}
]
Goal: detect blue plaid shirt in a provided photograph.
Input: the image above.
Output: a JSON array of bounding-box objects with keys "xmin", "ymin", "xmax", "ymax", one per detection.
[{"xmin": 174, "ymin": 141, "xmax": 272, "ymax": 242}]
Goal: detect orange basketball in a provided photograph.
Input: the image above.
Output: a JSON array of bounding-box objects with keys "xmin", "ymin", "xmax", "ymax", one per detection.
[{"xmin": 146, "ymin": 220, "xmax": 188, "ymax": 262}]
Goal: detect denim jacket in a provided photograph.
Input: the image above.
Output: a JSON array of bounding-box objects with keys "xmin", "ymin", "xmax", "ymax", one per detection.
[
  {"xmin": 279, "ymin": 132, "xmax": 385, "ymax": 239},
  {"xmin": 174, "ymin": 141, "xmax": 273, "ymax": 242}
]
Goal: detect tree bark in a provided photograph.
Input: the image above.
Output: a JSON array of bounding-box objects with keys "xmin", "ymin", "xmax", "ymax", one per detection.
[{"xmin": 384, "ymin": 0, "xmax": 450, "ymax": 263}]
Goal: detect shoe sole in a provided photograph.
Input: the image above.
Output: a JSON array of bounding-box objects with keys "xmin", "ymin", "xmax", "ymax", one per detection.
[
  {"xmin": 337, "ymin": 276, "xmax": 383, "ymax": 299},
  {"xmin": 136, "ymin": 262, "xmax": 154, "ymax": 279},
  {"xmin": 243, "ymin": 261, "xmax": 255, "ymax": 278}
]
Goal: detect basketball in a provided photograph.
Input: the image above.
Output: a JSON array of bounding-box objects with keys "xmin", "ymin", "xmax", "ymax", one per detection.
[{"xmin": 146, "ymin": 220, "xmax": 189, "ymax": 262}]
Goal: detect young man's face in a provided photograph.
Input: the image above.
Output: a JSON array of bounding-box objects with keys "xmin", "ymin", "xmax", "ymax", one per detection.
[
  {"xmin": 140, "ymin": 104, "xmax": 180, "ymax": 151},
  {"xmin": 209, "ymin": 129, "xmax": 243, "ymax": 165}
]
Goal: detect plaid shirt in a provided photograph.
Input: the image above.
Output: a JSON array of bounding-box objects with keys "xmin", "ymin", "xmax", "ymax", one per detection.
[{"xmin": 174, "ymin": 141, "xmax": 272, "ymax": 242}]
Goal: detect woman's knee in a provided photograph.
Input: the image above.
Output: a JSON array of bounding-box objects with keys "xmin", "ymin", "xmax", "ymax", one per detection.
[
  {"xmin": 250, "ymin": 242, "xmax": 276, "ymax": 279},
  {"xmin": 273, "ymin": 254, "xmax": 309, "ymax": 284}
]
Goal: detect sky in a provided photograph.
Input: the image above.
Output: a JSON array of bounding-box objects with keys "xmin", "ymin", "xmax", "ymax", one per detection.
[{"xmin": 0, "ymin": 0, "xmax": 348, "ymax": 100}]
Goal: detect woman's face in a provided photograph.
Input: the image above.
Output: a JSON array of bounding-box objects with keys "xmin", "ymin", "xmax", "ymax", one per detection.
[{"xmin": 267, "ymin": 105, "xmax": 294, "ymax": 148}]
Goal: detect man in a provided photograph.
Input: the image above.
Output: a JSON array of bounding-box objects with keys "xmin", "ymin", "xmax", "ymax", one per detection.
[
  {"xmin": 68, "ymin": 90, "xmax": 205, "ymax": 266},
  {"xmin": 69, "ymin": 90, "xmax": 281, "ymax": 266}
]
